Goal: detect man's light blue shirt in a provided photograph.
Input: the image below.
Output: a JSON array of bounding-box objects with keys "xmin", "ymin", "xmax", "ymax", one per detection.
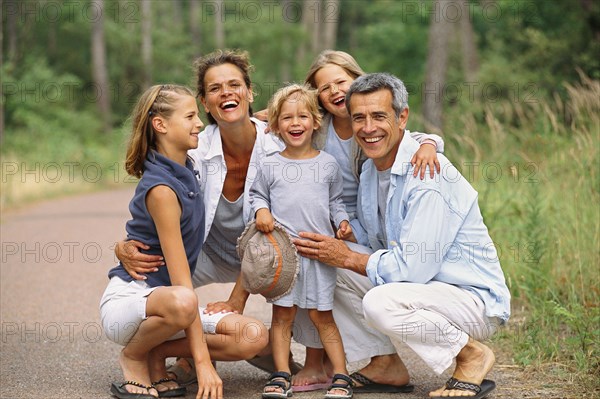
[{"xmin": 354, "ymin": 132, "xmax": 511, "ymax": 323}]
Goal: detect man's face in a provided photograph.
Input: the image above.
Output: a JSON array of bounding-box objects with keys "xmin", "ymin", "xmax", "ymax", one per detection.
[{"xmin": 349, "ymin": 89, "xmax": 409, "ymax": 170}]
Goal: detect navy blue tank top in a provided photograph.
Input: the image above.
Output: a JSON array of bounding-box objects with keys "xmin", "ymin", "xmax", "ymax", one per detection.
[{"xmin": 108, "ymin": 151, "xmax": 204, "ymax": 287}]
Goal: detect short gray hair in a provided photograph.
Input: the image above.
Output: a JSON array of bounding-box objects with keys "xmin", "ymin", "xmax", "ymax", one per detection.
[{"xmin": 345, "ymin": 73, "xmax": 409, "ymax": 118}]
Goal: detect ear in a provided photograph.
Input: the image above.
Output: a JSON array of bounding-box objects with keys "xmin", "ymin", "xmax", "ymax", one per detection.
[
  {"xmin": 398, "ymin": 107, "xmax": 409, "ymax": 130},
  {"xmin": 151, "ymin": 116, "xmax": 168, "ymax": 134},
  {"xmin": 199, "ymin": 96, "xmax": 209, "ymax": 113},
  {"xmin": 247, "ymin": 86, "xmax": 254, "ymax": 104},
  {"xmin": 313, "ymin": 119, "xmax": 321, "ymax": 131}
]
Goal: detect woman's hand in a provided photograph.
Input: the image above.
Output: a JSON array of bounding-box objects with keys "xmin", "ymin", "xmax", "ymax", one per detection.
[
  {"xmin": 255, "ymin": 208, "xmax": 274, "ymax": 233},
  {"xmin": 204, "ymin": 299, "xmax": 241, "ymax": 315},
  {"xmin": 115, "ymin": 239, "xmax": 164, "ymax": 280},
  {"xmin": 195, "ymin": 361, "xmax": 222, "ymax": 399},
  {"xmin": 410, "ymin": 141, "xmax": 440, "ymax": 179}
]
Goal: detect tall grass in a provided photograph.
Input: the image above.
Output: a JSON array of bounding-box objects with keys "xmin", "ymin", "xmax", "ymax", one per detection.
[
  {"xmin": 443, "ymin": 72, "xmax": 600, "ymax": 388},
  {"xmin": 1, "ymin": 123, "xmax": 133, "ymax": 210}
]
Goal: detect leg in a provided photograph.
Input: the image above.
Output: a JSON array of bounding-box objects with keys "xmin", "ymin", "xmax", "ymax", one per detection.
[
  {"xmin": 121, "ymin": 286, "xmax": 198, "ymax": 396},
  {"xmin": 291, "ymin": 308, "xmax": 330, "ymax": 390},
  {"xmin": 264, "ymin": 305, "xmax": 297, "ymax": 395},
  {"xmin": 168, "ymin": 252, "xmax": 244, "ymax": 384},
  {"xmin": 334, "ymin": 259, "xmax": 410, "ymax": 389},
  {"xmin": 428, "ymin": 338, "xmax": 496, "ymax": 398},
  {"xmin": 362, "ymin": 281, "xmax": 497, "ymax": 397},
  {"xmin": 308, "ymin": 309, "xmax": 351, "ymax": 397}
]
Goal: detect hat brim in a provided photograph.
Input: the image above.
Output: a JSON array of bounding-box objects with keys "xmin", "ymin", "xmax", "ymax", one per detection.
[{"xmin": 237, "ymin": 221, "xmax": 300, "ymax": 301}]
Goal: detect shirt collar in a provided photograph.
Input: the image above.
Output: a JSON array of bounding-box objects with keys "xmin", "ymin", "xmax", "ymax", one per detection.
[{"xmin": 390, "ymin": 129, "xmax": 419, "ymax": 176}]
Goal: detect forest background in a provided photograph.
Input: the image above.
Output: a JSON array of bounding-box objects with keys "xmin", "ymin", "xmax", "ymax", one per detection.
[{"xmin": 1, "ymin": 0, "xmax": 599, "ymax": 394}]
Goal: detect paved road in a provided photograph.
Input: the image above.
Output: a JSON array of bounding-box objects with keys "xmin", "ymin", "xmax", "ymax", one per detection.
[{"xmin": 1, "ymin": 188, "xmax": 510, "ymax": 399}]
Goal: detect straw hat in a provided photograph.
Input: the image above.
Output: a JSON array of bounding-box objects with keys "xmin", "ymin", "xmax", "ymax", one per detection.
[{"xmin": 237, "ymin": 221, "xmax": 300, "ymax": 301}]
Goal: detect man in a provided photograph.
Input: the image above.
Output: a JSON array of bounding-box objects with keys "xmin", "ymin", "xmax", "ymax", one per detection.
[{"xmin": 294, "ymin": 73, "xmax": 510, "ymax": 399}]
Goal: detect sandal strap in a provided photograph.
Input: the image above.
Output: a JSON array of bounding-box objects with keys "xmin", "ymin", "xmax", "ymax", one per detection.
[
  {"xmin": 268, "ymin": 371, "xmax": 292, "ymax": 382},
  {"xmin": 445, "ymin": 377, "xmax": 481, "ymax": 394},
  {"xmin": 120, "ymin": 380, "xmax": 153, "ymax": 390},
  {"xmin": 331, "ymin": 374, "xmax": 354, "ymax": 387},
  {"xmin": 264, "ymin": 371, "xmax": 292, "ymax": 392},
  {"xmin": 152, "ymin": 377, "xmax": 177, "ymax": 385}
]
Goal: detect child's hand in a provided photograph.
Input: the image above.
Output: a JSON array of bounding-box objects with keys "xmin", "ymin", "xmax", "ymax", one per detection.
[
  {"xmin": 253, "ymin": 109, "xmax": 272, "ymax": 132},
  {"xmin": 410, "ymin": 140, "xmax": 440, "ymax": 180},
  {"xmin": 255, "ymin": 208, "xmax": 274, "ymax": 233},
  {"xmin": 336, "ymin": 220, "xmax": 354, "ymax": 241}
]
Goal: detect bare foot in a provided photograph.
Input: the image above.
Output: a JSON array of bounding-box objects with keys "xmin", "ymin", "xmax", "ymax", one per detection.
[
  {"xmin": 293, "ymin": 348, "xmax": 330, "ymax": 388},
  {"xmin": 354, "ymin": 354, "xmax": 410, "ymax": 387},
  {"xmin": 118, "ymin": 350, "xmax": 158, "ymax": 397},
  {"xmin": 429, "ymin": 339, "xmax": 495, "ymax": 397},
  {"xmin": 292, "ymin": 366, "xmax": 330, "ymax": 387},
  {"xmin": 148, "ymin": 350, "xmax": 180, "ymax": 393}
]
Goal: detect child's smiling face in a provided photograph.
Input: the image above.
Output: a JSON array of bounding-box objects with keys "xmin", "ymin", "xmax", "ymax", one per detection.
[{"xmin": 277, "ymin": 99, "xmax": 319, "ymax": 150}]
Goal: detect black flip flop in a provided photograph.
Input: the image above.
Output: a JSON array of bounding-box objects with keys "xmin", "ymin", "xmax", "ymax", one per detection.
[
  {"xmin": 430, "ymin": 378, "xmax": 496, "ymax": 399},
  {"xmin": 350, "ymin": 371, "xmax": 415, "ymax": 393},
  {"xmin": 110, "ymin": 381, "xmax": 156, "ymax": 399}
]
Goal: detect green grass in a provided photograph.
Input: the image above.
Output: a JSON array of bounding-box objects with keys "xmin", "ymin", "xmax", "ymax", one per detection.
[{"xmin": 442, "ymin": 73, "xmax": 600, "ymax": 389}]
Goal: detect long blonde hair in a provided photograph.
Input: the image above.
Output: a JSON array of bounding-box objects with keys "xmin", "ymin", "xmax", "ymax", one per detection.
[
  {"xmin": 125, "ymin": 84, "xmax": 194, "ymax": 178},
  {"xmin": 305, "ymin": 50, "xmax": 366, "ymax": 94}
]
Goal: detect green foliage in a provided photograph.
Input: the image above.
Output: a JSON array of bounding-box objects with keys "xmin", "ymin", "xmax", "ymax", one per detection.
[{"xmin": 447, "ymin": 72, "xmax": 600, "ymax": 387}]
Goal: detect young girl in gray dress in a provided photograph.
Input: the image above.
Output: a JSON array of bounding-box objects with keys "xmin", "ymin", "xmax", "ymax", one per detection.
[{"xmin": 251, "ymin": 84, "xmax": 354, "ymax": 399}]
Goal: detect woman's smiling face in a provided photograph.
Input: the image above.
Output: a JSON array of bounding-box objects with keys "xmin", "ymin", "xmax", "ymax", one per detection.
[{"xmin": 200, "ymin": 63, "xmax": 254, "ymax": 125}]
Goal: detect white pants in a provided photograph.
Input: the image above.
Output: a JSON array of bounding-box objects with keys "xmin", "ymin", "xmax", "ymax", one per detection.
[
  {"xmin": 363, "ymin": 281, "xmax": 498, "ymax": 374},
  {"xmin": 293, "ymin": 243, "xmax": 398, "ymax": 363}
]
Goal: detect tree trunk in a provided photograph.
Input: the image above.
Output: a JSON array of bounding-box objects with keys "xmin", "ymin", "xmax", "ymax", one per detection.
[
  {"xmin": 0, "ymin": 0, "xmax": 4, "ymax": 144},
  {"xmin": 322, "ymin": 0, "xmax": 340, "ymax": 50},
  {"xmin": 190, "ymin": 0, "xmax": 202, "ymax": 57},
  {"xmin": 279, "ymin": 0, "xmax": 294, "ymax": 83},
  {"xmin": 141, "ymin": 0, "xmax": 153, "ymax": 89},
  {"xmin": 172, "ymin": 0, "xmax": 183, "ymax": 27},
  {"xmin": 91, "ymin": 0, "xmax": 111, "ymax": 131},
  {"xmin": 423, "ymin": 0, "xmax": 454, "ymax": 131},
  {"xmin": 460, "ymin": 1, "xmax": 479, "ymax": 82},
  {"xmin": 6, "ymin": 0, "xmax": 18, "ymax": 63},
  {"xmin": 306, "ymin": 0, "xmax": 322, "ymax": 54},
  {"xmin": 295, "ymin": 0, "xmax": 314, "ymax": 68},
  {"xmin": 215, "ymin": 0, "xmax": 225, "ymax": 48}
]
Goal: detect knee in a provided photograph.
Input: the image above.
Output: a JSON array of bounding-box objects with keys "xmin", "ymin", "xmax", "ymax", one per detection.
[
  {"xmin": 247, "ymin": 321, "xmax": 270, "ymax": 358},
  {"xmin": 237, "ymin": 319, "xmax": 269, "ymax": 359},
  {"xmin": 363, "ymin": 286, "xmax": 395, "ymax": 332},
  {"xmin": 272, "ymin": 306, "xmax": 295, "ymax": 325},
  {"xmin": 307, "ymin": 309, "xmax": 334, "ymax": 325},
  {"xmin": 166, "ymin": 287, "xmax": 198, "ymax": 329}
]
